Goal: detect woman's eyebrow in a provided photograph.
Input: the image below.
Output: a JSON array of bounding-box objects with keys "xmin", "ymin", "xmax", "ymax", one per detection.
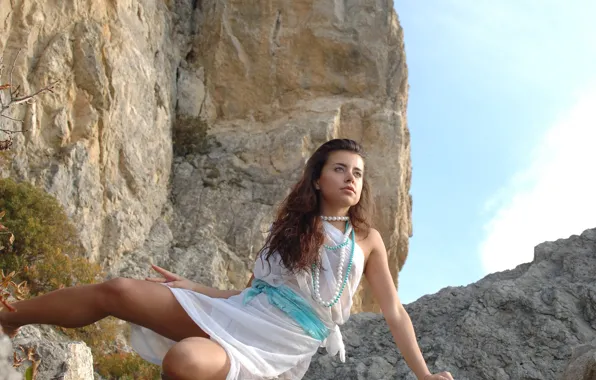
[{"xmin": 333, "ymin": 162, "xmax": 363, "ymax": 172}]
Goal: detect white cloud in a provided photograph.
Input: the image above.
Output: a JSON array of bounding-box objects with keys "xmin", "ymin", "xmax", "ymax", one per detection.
[{"xmin": 479, "ymin": 88, "xmax": 596, "ymax": 274}]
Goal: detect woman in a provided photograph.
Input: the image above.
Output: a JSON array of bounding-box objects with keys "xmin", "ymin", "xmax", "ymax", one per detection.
[{"xmin": 0, "ymin": 139, "xmax": 453, "ymax": 380}]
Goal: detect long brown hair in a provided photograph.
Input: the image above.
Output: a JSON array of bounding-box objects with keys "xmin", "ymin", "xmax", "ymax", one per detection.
[{"xmin": 259, "ymin": 139, "xmax": 374, "ymax": 273}]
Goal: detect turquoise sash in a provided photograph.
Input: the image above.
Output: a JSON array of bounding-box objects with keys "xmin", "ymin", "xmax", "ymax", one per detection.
[{"xmin": 243, "ymin": 278, "xmax": 330, "ymax": 341}]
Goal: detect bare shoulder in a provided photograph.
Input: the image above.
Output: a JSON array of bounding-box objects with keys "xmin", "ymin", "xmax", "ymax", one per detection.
[
  {"xmin": 368, "ymin": 227, "xmax": 383, "ymax": 242},
  {"xmin": 356, "ymin": 227, "xmax": 384, "ymax": 261}
]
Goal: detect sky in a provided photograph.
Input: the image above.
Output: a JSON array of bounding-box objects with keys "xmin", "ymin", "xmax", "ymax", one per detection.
[{"xmin": 394, "ymin": 1, "xmax": 596, "ymax": 304}]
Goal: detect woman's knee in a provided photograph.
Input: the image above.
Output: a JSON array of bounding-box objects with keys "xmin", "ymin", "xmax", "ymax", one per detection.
[
  {"xmin": 162, "ymin": 337, "xmax": 230, "ymax": 380},
  {"xmin": 162, "ymin": 339, "xmax": 198, "ymax": 377},
  {"xmin": 98, "ymin": 277, "xmax": 135, "ymax": 310}
]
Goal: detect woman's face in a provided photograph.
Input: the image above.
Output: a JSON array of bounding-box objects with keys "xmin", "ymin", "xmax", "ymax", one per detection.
[{"xmin": 315, "ymin": 150, "xmax": 364, "ymax": 208}]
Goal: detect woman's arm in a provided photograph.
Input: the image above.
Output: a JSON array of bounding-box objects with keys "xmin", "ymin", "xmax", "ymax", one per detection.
[
  {"xmin": 364, "ymin": 229, "xmax": 443, "ymax": 380},
  {"xmin": 147, "ymin": 264, "xmax": 254, "ymax": 299},
  {"xmin": 191, "ymin": 274, "xmax": 255, "ymax": 298},
  {"xmin": 190, "ymin": 284, "xmax": 242, "ymax": 298}
]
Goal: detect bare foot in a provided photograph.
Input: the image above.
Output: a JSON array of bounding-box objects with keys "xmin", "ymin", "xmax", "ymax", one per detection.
[
  {"xmin": 0, "ymin": 313, "xmax": 20, "ymax": 338},
  {"xmin": 2, "ymin": 325, "xmax": 20, "ymax": 339}
]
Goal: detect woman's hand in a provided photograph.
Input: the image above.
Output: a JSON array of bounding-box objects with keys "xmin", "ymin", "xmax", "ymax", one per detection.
[
  {"xmin": 145, "ymin": 264, "xmax": 197, "ymax": 291},
  {"xmin": 424, "ymin": 372, "xmax": 454, "ymax": 380}
]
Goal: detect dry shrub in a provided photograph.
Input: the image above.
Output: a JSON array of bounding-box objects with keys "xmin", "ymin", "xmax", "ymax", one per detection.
[{"xmin": 0, "ymin": 178, "xmax": 160, "ymax": 378}]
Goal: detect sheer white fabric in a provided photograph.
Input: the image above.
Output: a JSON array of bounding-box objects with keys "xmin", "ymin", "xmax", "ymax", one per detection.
[{"xmin": 130, "ymin": 221, "xmax": 365, "ymax": 379}]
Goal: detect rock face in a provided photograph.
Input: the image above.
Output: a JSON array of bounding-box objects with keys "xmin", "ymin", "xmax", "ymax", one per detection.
[
  {"xmin": 8, "ymin": 326, "xmax": 94, "ymax": 380},
  {"xmin": 1, "ymin": 325, "xmax": 94, "ymax": 380},
  {"xmin": 306, "ymin": 227, "xmax": 596, "ymax": 380},
  {"xmin": 161, "ymin": 0, "xmax": 412, "ymax": 312},
  {"xmin": 0, "ymin": 0, "xmax": 179, "ymax": 266},
  {"xmin": 0, "ymin": 334, "xmax": 20, "ymax": 380},
  {"xmin": 0, "ymin": 0, "xmax": 411, "ymax": 312}
]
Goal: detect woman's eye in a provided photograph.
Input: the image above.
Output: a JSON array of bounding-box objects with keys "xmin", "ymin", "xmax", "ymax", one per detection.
[
  {"xmin": 354, "ymin": 172, "xmax": 362, "ymax": 178},
  {"xmin": 335, "ymin": 167, "xmax": 343, "ymax": 172}
]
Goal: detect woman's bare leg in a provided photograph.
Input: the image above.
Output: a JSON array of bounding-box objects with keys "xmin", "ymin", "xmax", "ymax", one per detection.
[
  {"xmin": 162, "ymin": 337, "xmax": 230, "ymax": 380},
  {"xmin": 0, "ymin": 278, "xmax": 209, "ymax": 341}
]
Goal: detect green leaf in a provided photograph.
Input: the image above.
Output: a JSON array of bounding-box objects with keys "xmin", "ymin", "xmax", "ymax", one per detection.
[{"xmin": 25, "ymin": 366, "xmax": 33, "ymax": 380}]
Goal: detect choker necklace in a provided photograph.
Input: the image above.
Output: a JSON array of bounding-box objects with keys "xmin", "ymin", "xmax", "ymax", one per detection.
[{"xmin": 320, "ymin": 215, "xmax": 349, "ymax": 221}]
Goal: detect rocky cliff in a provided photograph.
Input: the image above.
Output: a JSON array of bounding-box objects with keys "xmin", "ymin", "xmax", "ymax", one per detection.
[
  {"xmin": 0, "ymin": 0, "xmax": 411, "ymax": 313},
  {"xmin": 306, "ymin": 227, "xmax": 596, "ymax": 380}
]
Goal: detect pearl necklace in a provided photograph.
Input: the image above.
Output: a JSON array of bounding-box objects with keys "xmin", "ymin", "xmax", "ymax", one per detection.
[
  {"xmin": 312, "ymin": 221, "xmax": 355, "ymax": 307},
  {"xmin": 320, "ymin": 215, "xmax": 349, "ymax": 221}
]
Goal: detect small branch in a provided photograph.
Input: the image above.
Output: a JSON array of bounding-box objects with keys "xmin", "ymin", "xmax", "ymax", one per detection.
[
  {"xmin": 11, "ymin": 81, "xmax": 57, "ymax": 106},
  {"xmin": 11, "ymin": 84, "xmax": 20, "ymax": 97},
  {"xmin": 0, "ymin": 48, "xmax": 58, "ymax": 153},
  {"xmin": 0, "ymin": 80, "xmax": 58, "ymax": 125},
  {"xmin": 0, "ymin": 296, "xmax": 16, "ymax": 312},
  {"xmin": 8, "ymin": 49, "xmax": 20, "ymax": 103}
]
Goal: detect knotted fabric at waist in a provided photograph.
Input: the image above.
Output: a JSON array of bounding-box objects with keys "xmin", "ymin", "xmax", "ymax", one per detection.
[
  {"xmin": 243, "ymin": 278, "xmax": 330, "ymax": 342},
  {"xmin": 322, "ymin": 324, "xmax": 346, "ymax": 362}
]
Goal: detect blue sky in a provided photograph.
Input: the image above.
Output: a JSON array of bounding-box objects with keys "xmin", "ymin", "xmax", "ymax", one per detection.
[{"xmin": 394, "ymin": 1, "xmax": 596, "ymax": 304}]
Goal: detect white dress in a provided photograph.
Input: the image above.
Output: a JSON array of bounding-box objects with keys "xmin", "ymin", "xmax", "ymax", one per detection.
[{"xmin": 130, "ymin": 221, "xmax": 365, "ymax": 379}]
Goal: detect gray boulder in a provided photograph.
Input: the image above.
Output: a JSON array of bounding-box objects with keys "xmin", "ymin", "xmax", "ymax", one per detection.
[
  {"xmin": 8, "ymin": 325, "xmax": 94, "ymax": 380},
  {"xmin": 0, "ymin": 333, "xmax": 20, "ymax": 380}
]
